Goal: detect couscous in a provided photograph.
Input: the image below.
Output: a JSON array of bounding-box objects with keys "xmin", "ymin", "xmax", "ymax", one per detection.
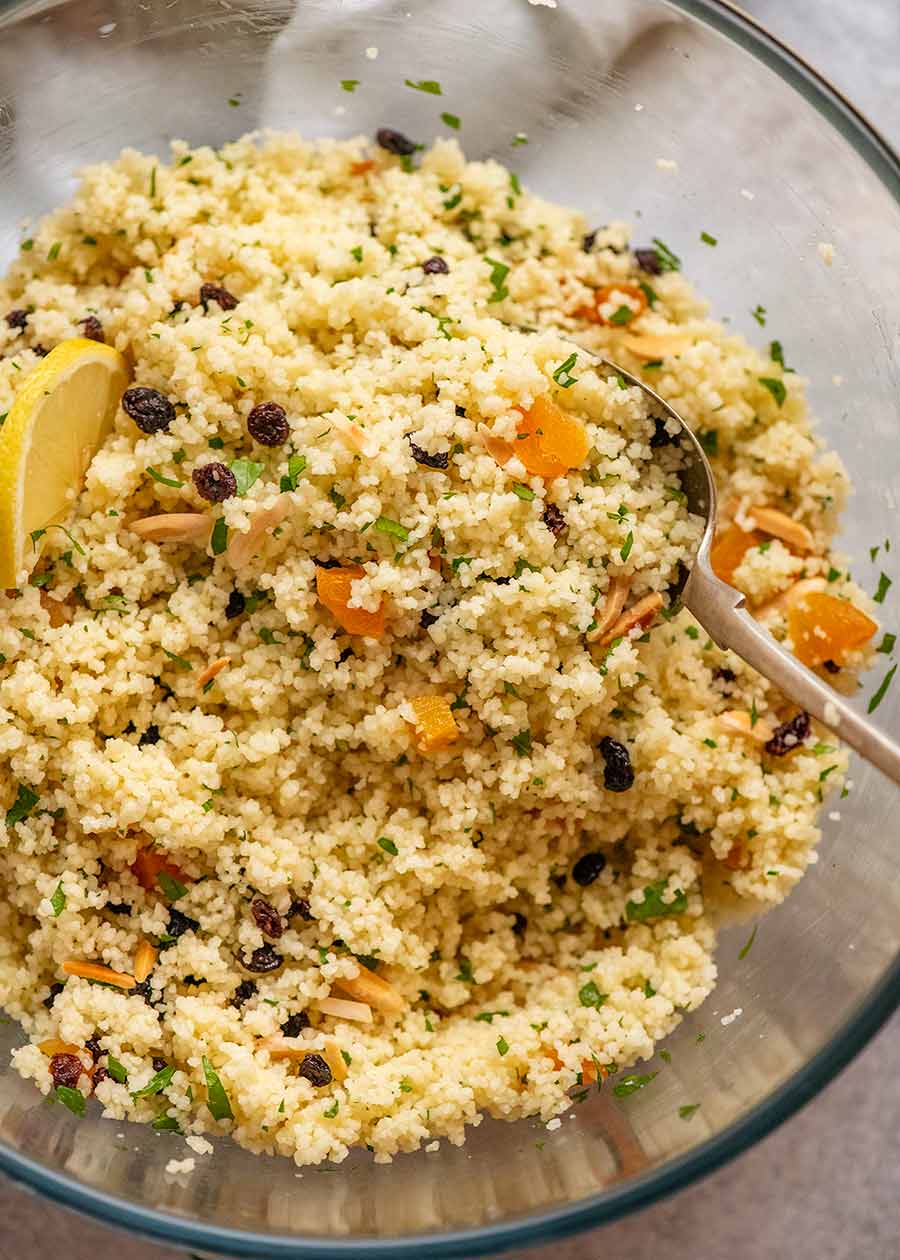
[{"xmin": 0, "ymin": 131, "xmax": 877, "ymax": 1164}]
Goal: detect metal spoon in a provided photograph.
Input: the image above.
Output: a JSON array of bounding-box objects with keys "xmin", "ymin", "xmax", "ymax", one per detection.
[{"xmin": 592, "ymin": 353, "xmax": 900, "ymax": 786}]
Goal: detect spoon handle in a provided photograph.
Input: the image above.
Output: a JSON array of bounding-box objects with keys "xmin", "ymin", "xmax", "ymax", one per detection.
[{"xmin": 684, "ymin": 562, "xmax": 900, "ymax": 786}]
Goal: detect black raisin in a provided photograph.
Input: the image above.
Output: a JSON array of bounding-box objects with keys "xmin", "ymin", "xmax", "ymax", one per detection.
[
  {"xmin": 138, "ymin": 724, "xmax": 161, "ymax": 747},
  {"xmin": 199, "ymin": 282, "xmax": 238, "ymax": 310},
  {"xmin": 166, "ymin": 907, "xmax": 199, "ymax": 939},
  {"xmin": 225, "ymin": 589, "xmax": 246, "ymax": 619},
  {"xmin": 230, "ymin": 979, "xmax": 257, "ymax": 1009},
  {"xmin": 407, "ymin": 434, "xmax": 450, "ymax": 469},
  {"xmin": 422, "ymin": 256, "xmax": 449, "ymax": 275},
  {"xmin": 512, "ymin": 912, "xmax": 528, "ymax": 936},
  {"xmin": 551, "ymin": 872, "xmax": 567, "ymax": 891},
  {"xmin": 104, "ymin": 902, "xmax": 132, "ymax": 915},
  {"xmin": 92, "ymin": 1066, "xmax": 109, "ymax": 1087},
  {"xmin": 32, "ymin": 344, "xmax": 49, "ymax": 357},
  {"xmin": 5, "ymin": 308, "xmax": 28, "ymax": 330},
  {"xmin": 288, "ymin": 897, "xmax": 313, "ymax": 921},
  {"xmin": 251, "ymin": 897, "xmax": 284, "ymax": 939},
  {"xmin": 455, "ymin": 405, "xmax": 467, "ymax": 417},
  {"xmin": 79, "ymin": 315, "xmax": 105, "ymax": 343},
  {"xmin": 420, "ymin": 608, "xmax": 440, "ymax": 629},
  {"xmin": 312, "ymin": 557, "xmax": 341, "ymax": 570},
  {"xmin": 298, "ymin": 1053, "xmax": 332, "ymax": 1086},
  {"xmin": 122, "ymin": 386, "xmax": 176, "ymax": 435},
  {"xmin": 338, "ymin": 647, "xmax": 354, "ymax": 663},
  {"xmin": 582, "ymin": 230, "xmax": 597, "ymax": 253},
  {"xmin": 599, "ymin": 736, "xmax": 634, "ymax": 792},
  {"xmin": 764, "ymin": 711, "xmax": 811, "ymax": 757},
  {"xmin": 43, "ymin": 982, "xmax": 65, "ymax": 1010},
  {"xmin": 823, "ymin": 659, "xmax": 841, "ymax": 674},
  {"xmin": 376, "ymin": 128, "xmax": 417, "ymax": 156},
  {"xmin": 542, "ymin": 503, "xmax": 567, "ymax": 537},
  {"xmin": 280, "ymin": 1012, "xmax": 310, "ymax": 1038},
  {"xmin": 192, "ymin": 462, "xmax": 237, "ymax": 503},
  {"xmin": 132, "ymin": 979, "xmax": 154, "ymax": 1004},
  {"xmin": 713, "ymin": 667, "xmax": 736, "ymax": 684},
  {"xmin": 84, "ymin": 1036, "xmax": 102, "ymax": 1062},
  {"xmin": 247, "ymin": 401, "xmax": 289, "ymax": 447},
  {"xmin": 634, "ymin": 247, "xmax": 662, "ymax": 275},
  {"xmin": 240, "ymin": 945, "xmax": 283, "ymax": 974},
  {"xmin": 572, "ymin": 851, "xmax": 607, "ymax": 886},
  {"xmin": 152, "ymin": 1056, "xmax": 167, "ymax": 1073},
  {"xmin": 650, "ymin": 417, "xmax": 677, "ymax": 447},
  {"xmin": 50, "ymin": 1053, "xmax": 84, "ymax": 1089}
]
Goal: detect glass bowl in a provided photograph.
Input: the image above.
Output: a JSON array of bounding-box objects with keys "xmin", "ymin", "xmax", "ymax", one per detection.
[{"xmin": 0, "ymin": 1, "xmax": 898, "ymax": 1254}]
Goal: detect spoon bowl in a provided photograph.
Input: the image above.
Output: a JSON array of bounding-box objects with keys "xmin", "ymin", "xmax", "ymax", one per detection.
[{"xmin": 591, "ymin": 352, "xmax": 900, "ymax": 786}]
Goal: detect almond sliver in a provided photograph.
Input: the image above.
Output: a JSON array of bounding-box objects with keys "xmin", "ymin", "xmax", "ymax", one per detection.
[
  {"xmin": 585, "ymin": 576, "xmax": 631, "ymax": 644},
  {"xmin": 596, "ymin": 591, "xmax": 664, "ymax": 648},
  {"xmin": 333, "ymin": 965, "xmax": 406, "ymax": 1015},
  {"xmin": 747, "ymin": 506, "xmax": 814, "ymax": 552},
  {"xmin": 196, "ymin": 656, "xmax": 230, "ymax": 688},
  {"xmin": 620, "ymin": 331, "xmax": 695, "ymax": 358},
  {"xmin": 131, "ymin": 513, "xmax": 212, "ymax": 545},
  {"xmin": 478, "ymin": 422, "xmax": 514, "ymax": 467},
  {"xmin": 314, "ymin": 996, "xmax": 373, "ymax": 1023},
  {"xmin": 38, "ymin": 1038, "xmax": 83, "ymax": 1057},
  {"xmin": 62, "ymin": 960, "xmax": 136, "ymax": 989},
  {"xmin": 226, "ymin": 497, "xmax": 289, "ymax": 569},
  {"xmin": 718, "ymin": 709, "xmax": 774, "ymax": 742},
  {"xmin": 133, "ymin": 939, "xmax": 158, "ymax": 984}
]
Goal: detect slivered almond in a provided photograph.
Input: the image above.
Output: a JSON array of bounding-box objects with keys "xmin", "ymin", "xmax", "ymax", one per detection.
[
  {"xmin": 260, "ymin": 1035, "xmax": 348, "ymax": 1082},
  {"xmin": 620, "ymin": 331, "xmax": 695, "ymax": 358},
  {"xmin": 40, "ymin": 591, "xmax": 74, "ymax": 627},
  {"xmin": 322, "ymin": 1037, "xmax": 348, "ymax": 1083},
  {"xmin": 313, "ymin": 996, "xmax": 373, "ymax": 1023},
  {"xmin": 196, "ymin": 656, "xmax": 230, "ymax": 688},
  {"xmin": 478, "ymin": 422, "xmax": 514, "ymax": 467},
  {"xmin": 718, "ymin": 710, "xmax": 775, "ymax": 742},
  {"xmin": 585, "ymin": 576, "xmax": 632, "ymax": 644},
  {"xmin": 38, "ymin": 1038, "xmax": 83, "ymax": 1057},
  {"xmin": 131, "ymin": 513, "xmax": 212, "ymax": 546},
  {"xmin": 333, "ymin": 965, "xmax": 406, "ymax": 1015},
  {"xmin": 756, "ymin": 578, "xmax": 822, "ymax": 620},
  {"xmin": 133, "ymin": 939, "xmax": 158, "ymax": 984},
  {"xmin": 62, "ymin": 960, "xmax": 136, "ymax": 989},
  {"xmin": 595, "ymin": 591, "xmax": 664, "ymax": 648},
  {"xmin": 747, "ymin": 506, "xmax": 814, "ymax": 552},
  {"xmin": 226, "ymin": 496, "xmax": 289, "ymax": 569},
  {"xmin": 334, "ymin": 413, "xmax": 376, "ymax": 456}
]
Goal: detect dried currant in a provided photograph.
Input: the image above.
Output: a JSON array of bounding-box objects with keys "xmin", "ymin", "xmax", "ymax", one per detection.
[
  {"xmin": 122, "ymin": 386, "xmax": 176, "ymax": 435},
  {"xmin": 5, "ymin": 308, "xmax": 28, "ymax": 330},
  {"xmin": 240, "ymin": 945, "xmax": 283, "ymax": 974},
  {"xmin": 199, "ymin": 282, "xmax": 238, "ymax": 311},
  {"xmin": 572, "ymin": 851, "xmax": 607, "ymax": 886},
  {"xmin": 288, "ymin": 897, "xmax": 313, "ymax": 921},
  {"xmin": 79, "ymin": 315, "xmax": 105, "ymax": 343},
  {"xmin": 166, "ymin": 907, "xmax": 199, "ymax": 939},
  {"xmin": 542, "ymin": 503, "xmax": 567, "ymax": 537},
  {"xmin": 765, "ymin": 711, "xmax": 811, "ymax": 757},
  {"xmin": 192, "ymin": 461, "xmax": 237, "ymax": 503},
  {"xmin": 280, "ymin": 1012, "xmax": 310, "ymax": 1038},
  {"xmin": 225, "ymin": 589, "xmax": 246, "ymax": 619},
  {"xmin": 247, "ymin": 401, "xmax": 289, "ymax": 447},
  {"xmin": 422, "ymin": 256, "xmax": 449, "ymax": 275},
  {"xmin": 138, "ymin": 724, "xmax": 161, "ymax": 747},
  {"xmin": 407, "ymin": 435, "xmax": 450, "ymax": 470},
  {"xmin": 50, "ymin": 1053, "xmax": 84, "ymax": 1089},
  {"xmin": 231, "ymin": 979, "xmax": 257, "ymax": 1009},
  {"xmin": 599, "ymin": 736, "xmax": 635, "ymax": 792},
  {"xmin": 298, "ymin": 1053, "xmax": 332, "ymax": 1086},
  {"xmin": 376, "ymin": 128, "xmax": 417, "ymax": 156},
  {"xmin": 251, "ymin": 897, "xmax": 284, "ymax": 939},
  {"xmin": 634, "ymin": 247, "xmax": 662, "ymax": 275}
]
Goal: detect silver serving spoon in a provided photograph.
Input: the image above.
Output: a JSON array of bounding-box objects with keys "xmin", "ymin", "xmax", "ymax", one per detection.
[{"xmin": 593, "ymin": 353, "xmax": 900, "ymax": 786}]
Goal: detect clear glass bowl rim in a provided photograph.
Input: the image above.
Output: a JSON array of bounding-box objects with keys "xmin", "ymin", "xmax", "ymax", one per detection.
[{"xmin": 0, "ymin": 0, "xmax": 897, "ymax": 1254}]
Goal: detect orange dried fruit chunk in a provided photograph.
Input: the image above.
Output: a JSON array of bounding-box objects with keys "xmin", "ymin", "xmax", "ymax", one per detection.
[
  {"xmin": 515, "ymin": 396, "xmax": 589, "ymax": 479},
  {"xmin": 579, "ymin": 282, "xmax": 648, "ymax": 326},
  {"xmin": 710, "ymin": 525, "xmax": 766, "ymax": 586},
  {"xmin": 788, "ymin": 592, "xmax": 877, "ymax": 667},
  {"xmin": 131, "ymin": 847, "xmax": 189, "ymax": 894},
  {"xmin": 315, "ymin": 565, "xmax": 386, "ymax": 637},
  {"xmin": 409, "ymin": 694, "xmax": 459, "ymax": 753}
]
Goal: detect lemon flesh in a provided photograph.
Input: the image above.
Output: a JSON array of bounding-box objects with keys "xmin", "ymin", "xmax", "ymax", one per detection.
[{"xmin": 0, "ymin": 338, "xmax": 129, "ymax": 586}]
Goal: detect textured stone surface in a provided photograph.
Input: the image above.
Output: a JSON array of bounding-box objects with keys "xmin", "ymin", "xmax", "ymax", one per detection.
[{"xmin": 1, "ymin": 2, "xmax": 898, "ymax": 1256}]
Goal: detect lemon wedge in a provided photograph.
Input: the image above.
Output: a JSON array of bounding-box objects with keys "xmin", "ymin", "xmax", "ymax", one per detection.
[{"xmin": 0, "ymin": 338, "xmax": 129, "ymax": 586}]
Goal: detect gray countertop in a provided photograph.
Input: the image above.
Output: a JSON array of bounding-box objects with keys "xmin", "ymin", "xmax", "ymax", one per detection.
[{"xmin": 2, "ymin": 1, "xmax": 898, "ymax": 1256}]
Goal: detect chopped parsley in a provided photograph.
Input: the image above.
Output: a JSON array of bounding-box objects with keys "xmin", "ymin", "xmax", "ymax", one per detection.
[
  {"xmin": 626, "ymin": 879, "xmax": 687, "ymax": 922},
  {"xmin": 340, "ymin": 79, "xmax": 359, "ymax": 92},
  {"xmin": 697, "ymin": 429, "xmax": 718, "ymax": 457},
  {"xmin": 50, "ymin": 883, "xmax": 66, "ymax": 917},
  {"xmin": 512, "ymin": 484, "xmax": 536, "ymax": 501},
  {"xmin": 511, "ymin": 729, "xmax": 532, "ymax": 758},
  {"xmin": 613, "ymin": 1071, "xmax": 657, "ymax": 1098},
  {"xmin": 874, "ymin": 572, "xmax": 892, "ymax": 603},
  {"xmin": 54, "ymin": 1085, "xmax": 85, "ymax": 1116},
  {"xmin": 374, "ymin": 515, "xmax": 409, "ymax": 541},
  {"xmin": 485, "ymin": 256, "xmax": 510, "ymax": 303},
  {"xmin": 162, "ymin": 648, "xmax": 192, "ymax": 671},
  {"xmin": 758, "ymin": 376, "xmax": 786, "ymax": 407},
  {"xmin": 650, "ymin": 237, "xmax": 681, "ymax": 272},
  {"xmin": 496, "ymin": 1036, "xmax": 509, "ymax": 1056},
  {"xmin": 578, "ymin": 980, "xmax": 607, "ymax": 1010},
  {"xmin": 511, "ymin": 132, "xmax": 528, "ymax": 147},
  {"xmin": 146, "ymin": 466, "xmax": 183, "ymax": 488},
  {"xmin": 47, "ymin": 241, "xmax": 61, "ymax": 261},
  {"xmin": 751, "ymin": 304, "xmax": 767, "ymax": 326},
  {"xmin": 738, "ymin": 924, "xmax": 758, "ymax": 959},
  {"xmin": 131, "ymin": 1064, "xmax": 175, "ymax": 1098},
  {"xmin": 329, "ymin": 486, "xmax": 346, "ymax": 510},
  {"xmin": 639, "ymin": 282, "xmax": 658, "ymax": 307},
  {"xmin": 620, "ymin": 531, "xmax": 634, "ymax": 562},
  {"xmin": 441, "ymin": 112, "xmax": 461, "ymax": 129},
  {"xmin": 156, "ymin": 871, "xmax": 188, "ymax": 901},
  {"xmin": 229, "ymin": 458, "xmax": 264, "ymax": 496},
  {"xmin": 552, "ymin": 352, "xmax": 579, "ymax": 388},
  {"xmin": 377, "ymin": 836, "xmax": 398, "ymax": 856},
  {"xmin": 876, "ymin": 632, "xmax": 896, "ymax": 654},
  {"xmin": 152, "ymin": 1113, "xmax": 181, "ymax": 1133},
  {"xmin": 474, "ymin": 1011, "xmax": 508, "ymax": 1023},
  {"xmin": 609, "ymin": 304, "xmax": 635, "ymax": 326},
  {"xmin": 868, "ymin": 664, "xmax": 896, "ymax": 713},
  {"xmin": 350, "ymin": 245, "xmax": 363, "ymax": 263},
  {"xmin": 404, "ymin": 78, "xmax": 442, "ymax": 95},
  {"xmin": 280, "ymin": 453, "xmax": 307, "ymax": 492},
  {"xmin": 211, "ymin": 517, "xmax": 228, "ymax": 555},
  {"xmin": 6, "ymin": 783, "xmax": 39, "ymax": 827},
  {"xmin": 202, "ymin": 1055, "xmax": 234, "ymax": 1121},
  {"xmin": 678, "ymin": 1103, "xmax": 701, "ymax": 1120},
  {"xmin": 826, "ymin": 566, "xmax": 841, "ymax": 583},
  {"xmin": 699, "ymin": 230, "xmax": 717, "ymax": 246},
  {"xmin": 769, "ymin": 340, "xmax": 792, "ymax": 371},
  {"xmin": 455, "ymin": 957, "xmax": 475, "ymax": 983},
  {"xmin": 323, "ymin": 1100, "xmax": 340, "ymax": 1117},
  {"xmin": 106, "ymin": 1056, "xmax": 127, "ymax": 1084}
]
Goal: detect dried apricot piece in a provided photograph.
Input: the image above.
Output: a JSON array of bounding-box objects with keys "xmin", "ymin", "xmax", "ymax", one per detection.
[
  {"xmin": 710, "ymin": 524, "xmax": 766, "ymax": 586},
  {"xmin": 315, "ymin": 565, "xmax": 386, "ymax": 637},
  {"xmin": 408, "ymin": 694, "xmax": 459, "ymax": 753},
  {"xmin": 515, "ymin": 396, "xmax": 589, "ymax": 479},
  {"xmin": 787, "ymin": 591, "xmax": 877, "ymax": 667},
  {"xmin": 131, "ymin": 847, "xmax": 189, "ymax": 894},
  {"xmin": 579, "ymin": 282, "xmax": 648, "ymax": 326}
]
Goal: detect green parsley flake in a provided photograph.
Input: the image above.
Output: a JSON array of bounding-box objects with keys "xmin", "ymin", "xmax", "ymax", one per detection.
[
  {"xmin": 280, "ymin": 453, "xmax": 308, "ymax": 492},
  {"xmin": 156, "ymin": 871, "xmax": 188, "ymax": 901},
  {"xmin": 738, "ymin": 924, "xmax": 758, "ymax": 959},
  {"xmin": 651, "ymin": 237, "xmax": 681, "ymax": 272},
  {"xmin": 496, "ymin": 1036, "xmax": 509, "ymax": 1056},
  {"xmin": 374, "ymin": 515, "xmax": 409, "ymax": 541},
  {"xmin": 230, "ymin": 458, "xmax": 264, "ymax": 496},
  {"xmin": 106, "ymin": 1056, "xmax": 128, "ymax": 1084},
  {"xmin": 626, "ymin": 879, "xmax": 687, "ymax": 922},
  {"xmin": 758, "ymin": 376, "xmax": 786, "ymax": 407},
  {"xmin": 552, "ymin": 352, "xmax": 579, "ymax": 388},
  {"xmin": 511, "ymin": 729, "xmax": 532, "ymax": 757},
  {"xmin": 874, "ymin": 572, "xmax": 892, "ymax": 603},
  {"xmin": 512, "ymin": 483, "xmax": 536, "ymax": 501},
  {"xmin": 698, "ymin": 430, "xmax": 719, "ymax": 457},
  {"xmin": 485, "ymin": 256, "xmax": 510, "ymax": 303},
  {"xmin": 700, "ymin": 231, "xmax": 717, "ymax": 246},
  {"xmin": 868, "ymin": 664, "xmax": 896, "ymax": 714},
  {"xmin": 131, "ymin": 1064, "xmax": 175, "ymax": 1099},
  {"xmin": 55, "ymin": 1085, "xmax": 85, "ymax": 1116},
  {"xmin": 405, "ymin": 78, "xmax": 442, "ymax": 95},
  {"xmin": 578, "ymin": 980, "xmax": 607, "ymax": 1010},
  {"xmin": 876, "ymin": 632, "xmax": 896, "ymax": 654},
  {"xmin": 50, "ymin": 883, "xmax": 66, "ymax": 917},
  {"xmin": 377, "ymin": 836, "xmax": 398, "ymax": 856},
  {"xmin": 211, "ymin": 517, "xmax": 228, "ymax": 555},
  {"xmin": 620, "ymin": 530, "xmax": 634, "ymax": 562},
  {"xmin": 751, "ymin": 304, "xmax": 767, "ymax": 326},
  {"xmin": 441, "ymin": 112, "xmax": 460, "ymax": 129},
  {"xmin": 147, "ymin": 466, "xmax": 183, "ymax": 488},
  {"xmin": 678, "ymin": 1103, "xmax": 701, "ymax": 1120},
  {"xmin": 202, "ymin": 1055, "xmax": 234, "ymax": 1121},
  {"xmin": 340, "ymin": 79, "xmax": 359, "ymax": 92},
  {"xmin": 350, "ymin": 245, "xmax": 363, "ymax": 263},
  {"xmin": 162, "ymin": 648, "xmax": 192, "ymax": 671},
  {"xmin": 613, "ymin": 1071, "xmax": 657, "ymax": 1098},
  {"xmin": 6, "ymin": 783, "xmax": 39, "ymax": 827}
]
